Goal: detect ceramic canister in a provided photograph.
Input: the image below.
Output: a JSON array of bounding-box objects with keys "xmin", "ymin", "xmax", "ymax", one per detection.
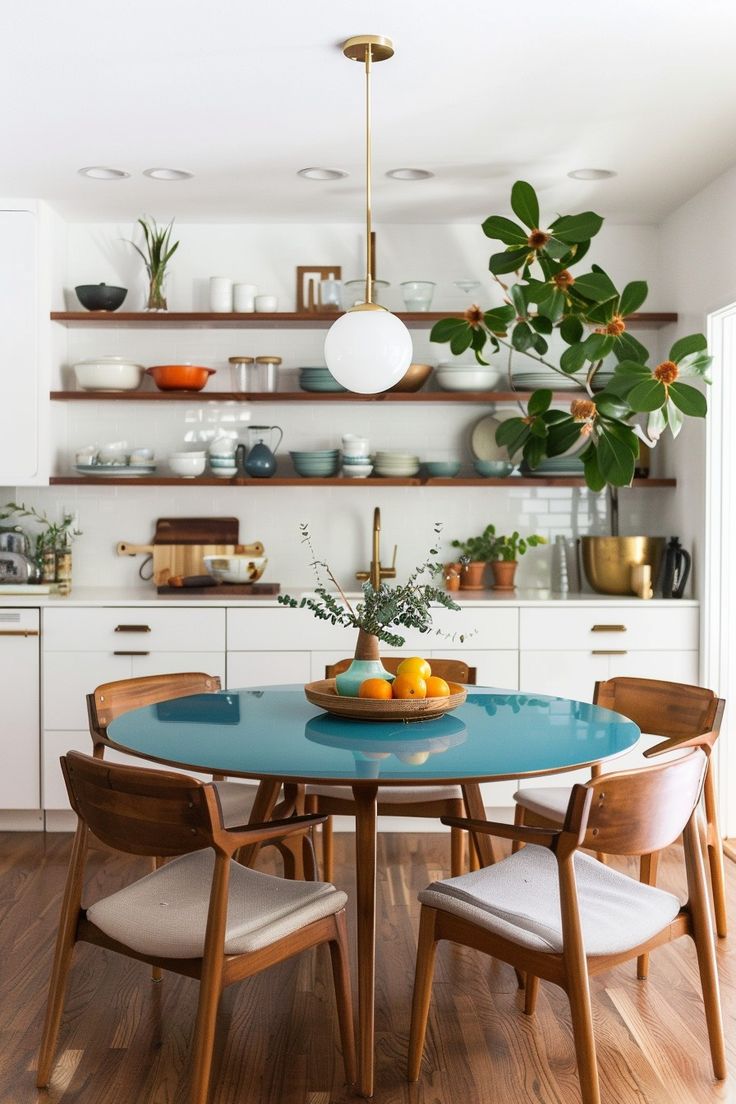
[
  {"xmin": 209, "ymin": 277, "xmax": 233, "ymax": 313},
  {"xmin": 233, "ymin": 283, "xmax": 257, "ymax": 312}
]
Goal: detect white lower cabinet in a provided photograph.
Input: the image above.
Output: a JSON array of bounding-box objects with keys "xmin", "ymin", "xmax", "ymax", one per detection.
[
  {"xmin": 227, "ymin": 650, "xmax": 311, "ymax": 688},
  {"xmin": 0, "ymin": 609, "xmax": 40, "ymax": 809}
]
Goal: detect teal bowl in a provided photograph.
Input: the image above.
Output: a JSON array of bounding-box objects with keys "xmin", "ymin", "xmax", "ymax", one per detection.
[
  {"xmin": 474, "ymin": 459, "xmax": 515, "ymax": 478},
  {"xmin": 425, "ymin": 460, "xmax": 461, "ymax": 478}
]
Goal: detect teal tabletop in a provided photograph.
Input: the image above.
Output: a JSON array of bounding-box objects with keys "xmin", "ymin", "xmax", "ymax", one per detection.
[{"xmin": 107, "ymin": 685, "xmax": 641, "ymax": 785}]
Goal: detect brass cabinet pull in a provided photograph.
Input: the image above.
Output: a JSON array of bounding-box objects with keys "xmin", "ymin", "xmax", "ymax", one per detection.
[
  {"xmin": 0, "ymin": 629, "xmax": 39, "ymax": 637},
  {"xmin": 591, "ymin": 649, "xmax": 628, "ymax": 655},
  {"xmin": 114, "ymin": 624, "xmax": 151, "ymax": 633},
  {"xmin": 591, "ymin": 624, "xmax": 627, "ymax": 633},
  {"xmin": 113, "ymin": 650, "xmax": 150, "ymax": 656}
]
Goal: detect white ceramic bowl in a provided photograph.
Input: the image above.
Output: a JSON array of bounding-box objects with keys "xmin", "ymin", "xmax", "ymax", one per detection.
[
  {"xmin": 168, "ymin": 454, "xmax": 207, "ymax": 477},
  {"xmin": 204, "ymin": 555, "xmax": 268, "ymax": 584},
  {"xmin": 435, "ymin": 365, "xmax": 501, "ymax": 391},
  {"xmin": 73, "ymin": 357, "xmax": 145, "ymax": 391},
  {"xmin": 341, "ymin": 464, "xmax": 373, "ymax": 478}
]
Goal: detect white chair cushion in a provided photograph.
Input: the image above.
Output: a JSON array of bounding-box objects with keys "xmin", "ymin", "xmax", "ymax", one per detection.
[
  {"xmin": 87, "ymin": 849, "xmax": 347, "ymax": 959},
  {"xmin": 419, "ymin": 844, "xmax": 681, "ymax": 956},
  {"xmin": 306, "ymin": 784, "xmax": 463, "ymax": 804}
]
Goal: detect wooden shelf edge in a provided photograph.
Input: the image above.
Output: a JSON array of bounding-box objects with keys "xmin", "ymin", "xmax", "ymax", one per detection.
[
  {"xmin": 49, "ymin": 389, "xmax": 599, "ymax": 403},
  {"xmin": 49, "ymin": 475, "xmax": 675, "ymax": 489}
]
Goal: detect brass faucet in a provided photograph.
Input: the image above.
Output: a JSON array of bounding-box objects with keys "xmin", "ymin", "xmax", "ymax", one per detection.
[{"xmin": 355, "ymin": 507, "xmax": 397, "ymax": 589}]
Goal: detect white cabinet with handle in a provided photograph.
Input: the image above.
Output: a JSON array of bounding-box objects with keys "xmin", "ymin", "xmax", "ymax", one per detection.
[{"xmin": 0, "ymin": 609, "xmax": 40, "ymax": 809}]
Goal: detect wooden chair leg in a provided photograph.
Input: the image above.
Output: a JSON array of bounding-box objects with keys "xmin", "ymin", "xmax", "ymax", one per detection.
[
  {"xmin": 189, "ymin": 856, "xmax": 229, "ymax": 1104},
  {"xmin": 302, "ymin": 830, "xmax": 318, "ymax": 882},
  {"xmin": 524, "ymin": 974, "xmax": 540, "ymax": 1015},
  {"xmin": 566, "ymin": 973, "xmax": 601, "ymax": 1104},
  {"xmin": 152, "ymin": 855, "xmax": 164, "ymax": 982},
  {"xmin": 328, "ymin": 910, "xmax": 357, "ymax": 1087},
  {"xmin": 683, "ymin": 817, "xmax": 727, "ymax": 1080},
  {"xmin": 37, "ymin": 823, "xmax": 88, "ymax": 1087},
  {"xmin": 512, "ymin": 803, "xmax": 525, "ymax": 854},
  {"xmin": 703, "ymin": 767, "xmax": 728, "ymax": 938},
  {"xmin": 637, "ymin": 851, "xmax": 659, "ymax": 980},
  {"xmin": 450, "ymin": 827, "xmax": 464, "ymax": 877},
  {"xmin": 407, "ymin": 907, "xmax": 439, "ymax": 1082},
  {"xmin": 322, "ymin": 814, "xmax": 335, "ymax": 884},
  {"xmin": 559, "ymin": 857, "xmax": 601, "ymax": 1104},
  {"xmin": 468, "ymin": 838, "xmax": 481, "ymax": 871}
]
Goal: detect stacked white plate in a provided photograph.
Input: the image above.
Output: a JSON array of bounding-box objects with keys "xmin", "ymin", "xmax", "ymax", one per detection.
[
  {"xmin": 374, "ymin": 450, "xmax": 421, "ymax": 477},
  {"xmin": 435, "ymin": 362, "xmax": 501, "ymax": 391},
  {"xmin": 513, "ymin": 371, "xmax": 584, "ymax": 392}
]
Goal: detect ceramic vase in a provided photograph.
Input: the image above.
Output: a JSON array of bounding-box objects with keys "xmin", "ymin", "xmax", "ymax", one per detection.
[
  {"xmin": 334, "ymin": 628, "xmax": 393, "ymax": 697},
  {"xmin": 491, "ymin": 560, "xmax": 518, "ymax": 591}
]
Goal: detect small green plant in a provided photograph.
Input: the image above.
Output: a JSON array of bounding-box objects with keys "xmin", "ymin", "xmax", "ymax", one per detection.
[
  {"xmin": 278, "ymin": 524, "xmax": 463, "ymax": 649},
  {"xmin": 451, "ymin": 524, "xmax": 545, "ymax": 563},
  {"xmin": 129, "ymin": 216, "xmax": 179, "ymax": 310},
  {"xmin": 0, "ymin": 501, "xmax": 82, "ymax": 567}
]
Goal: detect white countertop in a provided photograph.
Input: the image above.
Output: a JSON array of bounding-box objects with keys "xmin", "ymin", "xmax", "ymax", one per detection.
[{"xmin": 0, "ymin": 586, "xmax": 699, "ymax": 608}]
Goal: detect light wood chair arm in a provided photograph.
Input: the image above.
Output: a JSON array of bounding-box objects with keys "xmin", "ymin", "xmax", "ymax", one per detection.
[
  {"xmin": 441, "ymin": 815, "xmax": 560, "ymax": 848},
  {"xmin": 221, "ymin": 813, "xmax": 327, "ymax": 850},
  {"xmin": 644, "ymin": 732, "xmax": 716, "ymax": 758}
]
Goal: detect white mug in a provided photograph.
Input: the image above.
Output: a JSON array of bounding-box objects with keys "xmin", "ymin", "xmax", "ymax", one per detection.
[
  {"xmin": 341, "ymin": 434, "xmax": 370, "ymax": 457},
  {"xmin": 254, "ymin": 294, "xmax": 278, "ymax": 313},
  {"xmin": 233, "ymin": 283, "xmax": 257, "ymax": 312},
  {"xmin": 209, "ymin": 276, "xmax": 233, "ymax": 313}
]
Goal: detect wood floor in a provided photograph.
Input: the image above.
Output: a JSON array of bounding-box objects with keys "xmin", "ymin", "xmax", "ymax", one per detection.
[{"xmin": 1, "ymin": 830, "xmax": 734, "ymax": 1104}]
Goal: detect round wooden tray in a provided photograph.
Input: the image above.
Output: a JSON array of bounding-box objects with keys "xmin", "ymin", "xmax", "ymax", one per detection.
[{"xmin": 304, "ymin": 678, "xmax": 467, "ymax": 722}]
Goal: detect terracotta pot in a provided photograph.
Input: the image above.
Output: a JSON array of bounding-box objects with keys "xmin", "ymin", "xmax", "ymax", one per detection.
[
  {"xmin": 459, "ymin": 561, "xmax": 487, "ymax": 590},
  {"xmin": 491, "ymin": 560, "xmax": 518, "ymax": 591},
  {"xmin": 444, "ymin": 561, "xmax": 462, "ymax": 592}
]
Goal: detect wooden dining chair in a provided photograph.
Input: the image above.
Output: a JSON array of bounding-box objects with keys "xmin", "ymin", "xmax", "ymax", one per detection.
[
  {"xmin": 408, "ymin": 749, "xmax": 726, "ymax": 1104},
  {"xmin": 306, "ymin": 658, "xmax": 478, "ymax": 880},
  {"xmin": 512, "ymin": 677, "xmax": 727, "ymax": 976},
  {"xmin": 37, "ymin": 752, "xmax": 356, "ymax": 1104}
]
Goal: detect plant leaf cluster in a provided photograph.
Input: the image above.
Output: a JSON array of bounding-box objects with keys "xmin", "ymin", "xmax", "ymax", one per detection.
[
  {"xmin": 430, "ymin": 181, "xmax": 711, "ymax": 490},
  {"xmin": 451, "ymin": 523, "xmax": 545, "ymax": 563}
]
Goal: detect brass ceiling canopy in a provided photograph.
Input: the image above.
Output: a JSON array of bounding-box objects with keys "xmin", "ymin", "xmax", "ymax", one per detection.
[{"xmin": 342, "ymin": 34, "xmax": 394, "ymax": 63}]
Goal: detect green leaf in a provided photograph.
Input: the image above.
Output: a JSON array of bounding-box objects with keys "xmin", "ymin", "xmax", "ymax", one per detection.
[
  {"xmin": 536, "ymin": 287, "xmax": 566, "ymax": 322},
  {"xmin": 510, "ymin": 181, "xmax": 540, "ymax": 230},
  {"xmin": 511, "ymin": 321, "xmax": 533, "ymax": 352},
  {"xmin": 618, "ymin": 280, "xmax": 648, "ymax": 316},
  {"xmin": 495, "ymin": 418, "xmax": 529, "ymax": 456},
  {"xmin": 597, "ymin": 426, "xmax": 636, "ymax": 486},
  {"xmin": 593, "ymin": 393, "xmax": 631, "ymax": 419},
  {"xmin": 528, "ymin": 389, "xmax": 552, "ymax": 416},
  {"xmin": 524, "ymin": 280, "xmax": 551, "ymax": 303},
  {"xmin": 482, "ymin": 216, "xmax": 529, "ymax": 245},
  {"xmin": 524, "ymin": 434, "xmax": 547, "ymax": 468},
  {"xmin": 559, "ymin": 316, "xmax": 584, "ymax": 345},
  {"xmin": 586, "ymin": 300, "xmax": 615, "ymax": 325},
  {"xmin": 531, "ymin": 333, "xmax": 548, "ymax": 355},
  {"xmin": 668, "ymin": 381, "xmax": 707, "ymax": 417},
  {"xmin": 449, "ymin": 327, "xmax": 473, "ymax": 356},
  {"xmin": 614, "ymin": 331, "xmax": 650, "ymax": 364},
  {"xmin": 646, "ymin": 406, "xmax": 667, "ymax": 441},
  {"xmin": 484, "ymin": 305, "xmax": 515, "ymax": 331},
  {"xmin": 604, "ymin": 420, "xmax": 640, "ymax": 457},
  {"xmin": 549, "ymin": 211, "xmax": 604, "ymax": 243},
  {"xmin": 678, "ymin": 350, "xmax": 712, "ymax": 381},
  {"xmin": 488, "ymin": 247, "xmax": 530, "ymax": 275},
  {"xmin": 547, "ymin": 419, "xmax": 585, "ymax": 457},
  {"xmin": 628, "ymin": 378, "xmax": 667, "ymax": 412},
  {"xmin": 666, "ymin": 398, "xmax": 684, "ymax": 438},
  {"xmin": 510, "ymin": 284, "xmax": 527, "ymax": 318},
  {"xmin": 543, "ymin": 237, "xmax": 572, "ymax": 261},
  {"xmin": 570, "ymin": 270, "xmax": 618, "ymax": 303},
  {"xmin": 529, "ymin": 417, "xmax": 548, "ymax": 439},
  {"xmin": 613, "ymin": 359, "xmax": 651, "ymax": 376},
  {"xmin": 581, "ymin": 444, "xmax": 606, "ymax": 492},
  {"xmin": 560, "ymin": 342, "xmax": 587, "ymax": 374},
  {"xmin": 669, "ymin": 333, "xmax": 708, "ymax": 363},
  {"xmin": 582, "ymin": 332, "xmax": 614, "ymax": 360},
  {"xmin": 430, "ymin": 317, "xmax": 466, "ymax": 343},
  {"xmin": 530, "ymin": 314, "xmax": 553, "ymax": 334}
]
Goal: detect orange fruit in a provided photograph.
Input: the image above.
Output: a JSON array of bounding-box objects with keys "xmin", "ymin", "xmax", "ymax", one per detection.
[
  {"xmin": 396, "ymin": 656, "xmax": 432, "ymax": 680},
  {"xmin": 391, "ymin": 673, "xmax": 427, "ymax": 699},
  {"xmin": 358, "ymin": 678, "xmax": 393, "ymax": 700},
  {"xmin": 426, "ymin": 675, "xmax": 451, "ymax": 698}
]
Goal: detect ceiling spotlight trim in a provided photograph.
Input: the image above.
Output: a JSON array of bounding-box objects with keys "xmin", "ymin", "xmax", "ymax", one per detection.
[
  {"xmin": 143, "ymin": 167, "xmax": 194, "ymax": 180},
  {"xmin": 77, "ymin": 166, "xmax": 131, "ymax": 180},
  {"xmin": 342, "ymin": 34, "xmax": 394, "ymax": 63},
  {"xmin": 386, "ymin": 167, "xmax": 434, "ymax": 181},
  {"xmin": 568, "ymin": 168, "xmax": 617, "ymax": 180},
  {"xmin": 297, "ymin": 167, "xmax": 349, "ymax": 180}
]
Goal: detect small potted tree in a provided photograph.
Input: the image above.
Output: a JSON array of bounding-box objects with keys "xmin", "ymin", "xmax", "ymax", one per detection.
[{"xmin": 488, "ymin": 529, "xmax": 546, "ymax": 590}]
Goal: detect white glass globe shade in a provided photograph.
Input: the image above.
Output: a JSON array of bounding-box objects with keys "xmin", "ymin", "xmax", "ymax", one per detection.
[{"xmin": 324, "ymin": 308, "xmax": 413, "ymax": 394}]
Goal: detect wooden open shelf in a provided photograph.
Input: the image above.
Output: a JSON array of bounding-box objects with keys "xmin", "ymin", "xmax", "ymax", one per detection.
[
  {"xmin": 49, "ymin": 475, "xmax": 675, "ymax": 489},
  {"xmin": 49, "ymin": 310, "xmax": 678, "ymax": 329},
  {"xmin": 51, "ymin": 389, "xmax": 583, "ymax": 404}
]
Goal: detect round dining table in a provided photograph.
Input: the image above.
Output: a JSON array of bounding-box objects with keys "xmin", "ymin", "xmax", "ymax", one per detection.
[{"xmin": 107, "ymin": 684, "xmax": 640, "ymax": 1098}]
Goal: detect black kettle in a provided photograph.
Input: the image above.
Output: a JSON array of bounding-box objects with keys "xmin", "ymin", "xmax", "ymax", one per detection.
[{"xmin": 661, "ymin": 536, "xmax": 691, "ymax": 599}]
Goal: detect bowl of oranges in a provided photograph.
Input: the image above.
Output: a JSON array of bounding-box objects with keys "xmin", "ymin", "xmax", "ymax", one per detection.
[{"xmin": 304, "ymin": 656, "xmax": 467, "ymax": 722}]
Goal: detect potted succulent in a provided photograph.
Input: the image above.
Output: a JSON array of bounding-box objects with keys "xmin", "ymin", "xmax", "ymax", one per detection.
[
  {"xmin": 451, "ymin": 524, "xmax": 545, "ymax": 591},
  {"xmin": 279, "ymin": 524, "xmax": 463, "ymax": 695},
  {"xmin": 129, "ymin": 216, "xmax": 179, "ymax": 311}
]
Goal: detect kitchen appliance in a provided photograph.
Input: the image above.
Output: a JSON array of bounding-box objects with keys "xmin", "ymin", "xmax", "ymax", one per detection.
[
  {"xmin": 661, "ymin": 536, "xmax": 691, "ymax": 599},
  {"xmin": 243, "ymin": 425, "xmax": 282, "ymax": 478},
  {"xmin": 0, "ymin": 527, "xmax": 31, "ymax": 556},
  {"xmin": 581, "ymin": 536, "xmax": 666, "ymax": 595},
  {"xmin": 0, "ymin": 550, "xmax": 41, "ymax": 584},
  {"xmin": 116, "ymin": 517, "xmax": 264, "ymax": 585}
]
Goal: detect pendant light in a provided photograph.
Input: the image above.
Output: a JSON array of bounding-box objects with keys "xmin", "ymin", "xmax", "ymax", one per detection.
[{"xmin": 324, "ymin": 35, "xmax": 413, "ymax": 394}]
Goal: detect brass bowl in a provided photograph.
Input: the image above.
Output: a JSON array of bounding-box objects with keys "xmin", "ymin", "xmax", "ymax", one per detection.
[
  {"xmin": 389, "ymin": 363, "xmax": 432, "ymax": 393},
  {"xmin": 581, "ymin": 536, "xmax": 666, "ymax": 595}
]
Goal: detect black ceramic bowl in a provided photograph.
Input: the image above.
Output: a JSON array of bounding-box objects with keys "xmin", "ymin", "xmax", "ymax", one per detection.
[{"xmin": 74, "ymin": 283, "xmax": 128, "ymax": 311}]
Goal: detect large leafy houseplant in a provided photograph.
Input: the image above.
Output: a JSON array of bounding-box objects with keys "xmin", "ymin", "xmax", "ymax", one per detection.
[{"xmin": 431, "ymin": 181, "xmax": 711, "ymax": 493}]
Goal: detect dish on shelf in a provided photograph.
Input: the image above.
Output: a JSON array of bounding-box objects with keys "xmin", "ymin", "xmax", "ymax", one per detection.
[
  {"xmin": 424, "ymin": 460, "xmax": 461, "ymax": 477},
  {"xmin": 168, "ymin": 454, "xmax": 207, "ymax": 477},
  {"xmin": 298, "ymin": 366, "xmax": 347, "ymax": 393},
  {"xmin": 435, "ymin": 363, "xmax": 502, "ymax": 391},
  {"xmin": 374, "ymin": 451, "xmax": 421, "ymax": 477},
  {"xmin": 73, "ymin": 357, "xmax": 145, "ymax": 391},
  {"xmin": 289, "ymin": 449, "xmax": 340, "ymax": 477},
  {"xmin": 470, "ymin": 414, "xmax": 510, "ymax": 461},
  {"xmin": 341, "ymin": 463, "xmax": 373, "ymax": 478},
  {"xmin": 74, "ymin": 284, "xmax": 127, "ymax": 312},
  {"xmin": 512, "ymin": 372, "xmax": 583, "ymax": 392},
  {"xmin": 74, "ymin": 464, "xmax": 156, "ymax": 477},
  {"xmin": 474, "ymin": 459, "xmax": 515, "ymax": 478},
  {"xmin": 389, "ymin": 363, "xmax": 432, "ymax": 393},
  {"xmin": 521, "ymin": 457, "xmax": 585, "ymax": 477},
  {"xmin": 204, "ymin": 555, "xmax": 267, "ymax": 584},
  {"xmin": 147, "ymin": 364, "xmax": 215, "ymax": 391},
  {"xmin": 304, "ymin": 678, "xmax": 467, "ymax": 721}
]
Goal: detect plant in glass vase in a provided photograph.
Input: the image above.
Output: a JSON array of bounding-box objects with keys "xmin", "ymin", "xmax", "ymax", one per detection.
[
  {"xmin": 129, "ymin": 216, "xmax": 179, "ymax": 311},
  {"xmin": 430, "ymin": 181, "xmax": 712, "ymax": 527},
  {"xmin": 278, "ymin": 524, "xmax": 463, "ymax": 695}
]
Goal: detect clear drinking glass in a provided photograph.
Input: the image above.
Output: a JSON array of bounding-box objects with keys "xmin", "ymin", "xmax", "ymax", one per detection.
[{"xmin": 400, "ymin": 281, "xmax": 435, "ymax": 311}]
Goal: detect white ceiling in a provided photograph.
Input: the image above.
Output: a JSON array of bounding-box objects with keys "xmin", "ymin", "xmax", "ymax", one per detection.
[{"xmin": 3, "ymin": 0, "xmax": 736, "ymax": 224}]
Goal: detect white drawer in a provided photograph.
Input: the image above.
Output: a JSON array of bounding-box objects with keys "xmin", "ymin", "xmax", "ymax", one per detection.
[
  {"xmin": 519, "ymin": 606, "xmax": 698, "ymax": 652},
  {"xmin": 43, "ymin": 607, "xmax": 226, "ymax": 653},
  {"xmin": 226, "ymin": 605, "xmax": 518, "ymax": 652}
]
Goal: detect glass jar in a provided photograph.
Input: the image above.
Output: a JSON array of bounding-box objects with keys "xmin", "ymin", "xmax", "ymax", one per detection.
[
  {"xmin": 56, "ymin": 549, "xmax": 72, "ymax": 596},
  {"xmin": 255, "ymin": 356, "xmax": 282, "ymax": 392},
  {"xmin": 228, "ymin": 356, "xmax": 255, "ymax": 392}
]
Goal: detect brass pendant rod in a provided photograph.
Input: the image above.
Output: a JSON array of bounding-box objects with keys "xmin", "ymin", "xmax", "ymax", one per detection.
[{"xmin": 365, "ymin": 42, "xmax": 373, "ymax": 305}]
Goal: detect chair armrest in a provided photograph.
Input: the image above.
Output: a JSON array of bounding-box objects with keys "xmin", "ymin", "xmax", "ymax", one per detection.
[
  {"xmin": 223, "ymin": 813, "xmax": 327, "ymax": 847},
  {"xmin": 644, "ymin": 733, "xmax": 714, "ymax": 758},
  {"xmin": 441, "ymin": 814, "xmax": 560, "ymax": 848}
]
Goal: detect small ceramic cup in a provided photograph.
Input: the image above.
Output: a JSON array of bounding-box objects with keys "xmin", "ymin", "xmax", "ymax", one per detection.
[
  {"xmin": 209, "ymin": 276, "xmax": 233, "ymax": 313},
  {"xmin": 233, "ymin": 283, "xmax": 257, "ymax": 312},
  {"xmin": 130, "ymin": 447, "xmax": 154, "ymax": 464},
  {"xmin": 341, "ymin": 434, "xmax": 370, "ymax": 457},
  {"xmin": 254, "ymin": 295, "xmax": 278, "ymax": 312}
]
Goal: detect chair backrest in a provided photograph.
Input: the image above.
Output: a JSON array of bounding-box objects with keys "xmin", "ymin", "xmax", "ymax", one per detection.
[
  {"xmin": 563, "ymin": 748, "xmax": 708, "ymax": 858},
  {"xmin": 325, "ymin": 657, "xmax": 477, "ymax": 684},
  {"xmin": 61, "ymin": 750, "xmax": 220, "ymax": 857},
  {"xmin": 593, "ymin": 676, "xmax": 721, "ymax": 747},
  {"xmin": 88, "ymin": 671, "xmax": 221, "ymax": 739}
]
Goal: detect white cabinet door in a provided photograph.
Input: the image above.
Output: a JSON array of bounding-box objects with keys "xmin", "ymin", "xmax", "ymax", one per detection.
[
  {"xmin": 519, "ymin": 650, "xmax": 609, "ymax": 702},
  {"xmin": 130, "ymin": 652, "xmax": 226, "ymax": 685},
  {"xmin": 0, "ymin": 611, "xmax": 39, "ymax": 808},
  {"xmin": 0, "ymin": 208, "xmax": 39, "ymax": 483},
  {"xmin": 44, "ymin": 651, "xmax": 134, "ymax": 729},
  {"xmin": 226, "ymin": 651, "xmax": 311, "ymax": 688}
]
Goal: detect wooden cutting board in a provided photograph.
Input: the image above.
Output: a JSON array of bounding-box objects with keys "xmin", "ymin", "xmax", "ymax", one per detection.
[
  {"xmin": 117, "ymin": 515, "xmax": 263, "ymax": 585},
  {"xmin": 152, "ymin": 517, "xmax": 240, "ymax": 544}
]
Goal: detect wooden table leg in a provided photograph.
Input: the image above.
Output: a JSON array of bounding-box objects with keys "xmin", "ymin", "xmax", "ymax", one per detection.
[
  {"xmin": 461, "ymin": 782, "xmax": 500, "ymax": 867},
  {"xmin": 352, "ymin": 783, "xmax": 378, "ymax": 1098},
  {"xmin": 237, "ymin": 779, "xmax": 282, "ymax": 867}
]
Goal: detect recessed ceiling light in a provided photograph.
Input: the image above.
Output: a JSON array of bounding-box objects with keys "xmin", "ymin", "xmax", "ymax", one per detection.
[
  {"xmin": 77, "ymin": 166, "xmax": 130, "ymax": 180},
  {"xmin": 386, "ymin": 168, "xmax": 434, "ymax": 180},
  {"xmin": 567, "ymin": 168, "xmax": 617, "ymax": 181},
  {"xmin": 297, "ymin": 167, "xmax": 349, "ymax": 180},
  {"xmin": 143, "ymin": 167, "xmax": 194, "ymax": 181}
]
